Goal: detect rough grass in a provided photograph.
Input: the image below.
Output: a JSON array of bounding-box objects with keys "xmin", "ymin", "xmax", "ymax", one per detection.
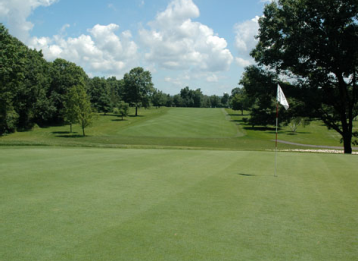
[{"xmin": 1, "ymin": 147, "xmax": 357, "ymax": 261}]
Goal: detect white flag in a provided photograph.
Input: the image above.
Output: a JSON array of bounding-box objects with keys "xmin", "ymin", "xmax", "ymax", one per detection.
[{"xmin": 277, "ymin": 84, "xmax": 289, "ymax": 110}]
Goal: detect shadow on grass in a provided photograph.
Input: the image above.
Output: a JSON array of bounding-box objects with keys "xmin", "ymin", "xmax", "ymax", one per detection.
[
  {"xmin": 55, "ymin": 134, "xmax": 84, "ymax": 138},
  {"xmin": 238, "ymin": 173, "xmax": 257, "ymax": 177},
  {"xmin": 52, "ymin": 131, "xmax": 78, "ymax": 134},
  {"xmin": 99, "ymin": 114, "xmax": 116, "ymax": 117},
  {"xmin": 284, "ymin": 131, "xmax": 311, "ymax": 135},
  {"xmin": 228, "ymin": 113, "xmax": 249, "ymax": 117},
  {"xmin": 111, "ymin": 119, "xmax": 127, "ymax": 122},
  {"xmin": 128, "ymin": 115, "xmax": 144, "ymax": 118},
  {"xmin": 244, "ymin": 126, "xmax": 277, "ymax": 131}
]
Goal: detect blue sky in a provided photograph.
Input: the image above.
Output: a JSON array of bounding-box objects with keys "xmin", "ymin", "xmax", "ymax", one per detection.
[{"xmin": 1, "ymin": 0, "xmax": 271, "ymax": 95}]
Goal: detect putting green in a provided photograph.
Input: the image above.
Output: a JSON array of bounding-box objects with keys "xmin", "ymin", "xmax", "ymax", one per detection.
[{"xmin": 1, "ymin": 147, "xmax": 357, "ymax": 261}]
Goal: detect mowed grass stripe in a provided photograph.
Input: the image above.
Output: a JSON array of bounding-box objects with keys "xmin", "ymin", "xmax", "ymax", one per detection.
[
  {"xmin": 1, "ymin": 147, "xmax": 357, "ymax": 260},
  {"xmin": 117, "ymin": 108, "xmax": 239, "ymax": 138}
]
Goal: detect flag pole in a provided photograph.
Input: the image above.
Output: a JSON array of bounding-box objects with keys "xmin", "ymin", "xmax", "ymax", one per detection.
[
  {"xmin": 275, "ymin": 102, "xmax": 279, "ymax": 177},
  {"xmin": 275, "ymin": 84, "xmax": 289, "ymax": 177}
]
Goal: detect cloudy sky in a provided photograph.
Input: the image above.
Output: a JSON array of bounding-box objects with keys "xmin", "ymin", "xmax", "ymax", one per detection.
[{"xmin": 0, "ymin": 0, "xmax": 272, "ymax": 95}]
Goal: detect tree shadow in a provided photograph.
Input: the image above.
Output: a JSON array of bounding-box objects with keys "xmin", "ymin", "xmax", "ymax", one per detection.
[
  {"xmin": 99, "ymin": 114, "xmax": 116, "ymax": 117},
  {"xmin": 111, "ymin": 119, "xmax": 127, "ymax": 122},
  {"xmin": 52, "ymin": 131, "xmax": 78, "ymax": 134},
  {"xmin": 287, "ymin": 131, "xmax": 311, "ymax": 135},
  {"xmin": 128, "ymin": 115, "xmax": 144, "ymax": 118},
  {"xmin": 228, "ymin": 113, "xmax": 249, "ymax": 117},
  {"xmin": 244, "ymin": 126, "xmax": 277, "ymax": 131},
  {"xmin": 55, "ymin": 134, "xmax": 84, "ymax": 138},
  {"xmin": 237, "ymin": 173, "xmax": 257, "ymax": 177},
  {"xmin": 38, "ymin": 122, "xmax": 67, "ymax": 128}
]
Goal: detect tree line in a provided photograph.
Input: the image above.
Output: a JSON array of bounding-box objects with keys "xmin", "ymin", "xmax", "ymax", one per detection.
[
  {"xmin": 0, "ymin": 23, "xmax": 232, "ymax": 136},
  {"xmin": 152, "ymin": 87, "xmax": 230, "ymax": 109}
]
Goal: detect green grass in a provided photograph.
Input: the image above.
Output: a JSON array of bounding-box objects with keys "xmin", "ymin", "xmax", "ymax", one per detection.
[
  {"xmin": 1, "ymin": 147, "xmax": 357, "ymax": 260},
  {"xmin": 226, "ymin": 109, "xmax": 345, "ymax": 147},
  {"xmin": 1, "ymin": 108, "xmax": 357, "ymax": 260},
  {"xmin": 0, "ymin": 107, "xmax": 352, "ymax": 151},
  {"xmin": 117, "ymin": 108, "xmax": 239, "ymax": 138}
]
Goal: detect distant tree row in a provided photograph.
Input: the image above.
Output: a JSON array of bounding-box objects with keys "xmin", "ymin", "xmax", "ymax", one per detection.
[{"xmin": 153, "ymin": 87, "xmax": 230, "ymax": 109}]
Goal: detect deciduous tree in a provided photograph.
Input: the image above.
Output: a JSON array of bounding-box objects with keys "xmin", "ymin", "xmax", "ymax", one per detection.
[
  {"xmin": 64, "ymin": 85, "xmax": 94, "ymax": 136},
  {"xmin": 123, "ymin": 67, "xmax": 154, "ymax": 116},
  {"xmin": 251, "ymin": 0, "xmax": 358, "ymax": 153}
]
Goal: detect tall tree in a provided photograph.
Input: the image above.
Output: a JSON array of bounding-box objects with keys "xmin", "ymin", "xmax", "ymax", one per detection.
[
  {"xmin": 239, "ymin": 66, "xmax": 280, "ymax": 126},
  {"xmin": 193, "ymin": 89, "xmax": 203, "ymax": 108},
  {"xmin": 65, "ymin": 85, "xmax": 94, "ymax": 136},
  {"xmin": 0, "ymin": 24, "xmax": 25, "ymax": 134},
  {"xmin": 152, "ymin": 89, "xmax": 167, "ymax": 108},
  {"xmin": 63, "ymin": 86, "xmax": 80, "ymax": 133},
  {"xmin": 88, "ymin": 77, "xmax": 112, "ymax": 114},
  {"xmin": 231, "ymin": 90, "xmax": 250, "ymax": 115},
  {"xmin": 221, "ymin": 93, "xmax": 230, "ymax": 108},
  {"xmin": 251, "ymin": 0, "xmax": 358, "ymax": 153},
  {"xmin": 123, "ymin": 67, "xmax": 154, "ymax": 116},
  {"xmin": 16, "ymin": 49, "xmax": 52, "ymax": 130},
  {"xmin": 180, "ymin": 86, "xmax": 194, "ymax": 107},
  {"xmin": 115, "ymin": 101, "xmax": 130, "ymax": 120},
  {"xmin": 107, "ymin": 76, "xmax": 124, "ymax": 106},
  {"xmin": 49, "ymin": 58, "xmax": 88, "ymax": 123},
  {"xmin": 209, "ymin": 95, "xmax": 222, "ymax": 108}
]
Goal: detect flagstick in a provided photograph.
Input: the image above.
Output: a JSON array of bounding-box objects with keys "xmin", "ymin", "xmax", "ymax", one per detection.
[
  {"xmin": 275, "ymin": 103, "xmax": 279, "ymax": 177},
  {"xmin": 275, "ymin": 84, "xmax": 289, "ymax": 177}
]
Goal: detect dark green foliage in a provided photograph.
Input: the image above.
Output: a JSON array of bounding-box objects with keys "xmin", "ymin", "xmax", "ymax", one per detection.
[
  {"xmin": 165, "ymin": 94, "xmax": 174, "ymax": 107},
  {"xmin": 239, "ymin": 66, "xmax": 280, "ymax": 127},
  {"xmin": 16, "ymin": 49, "xmax": 53, "ymax": 130},
  {"xmin": 173, "ymin": 94, "xmax": 183, "ymax": 107},
  {"xmin": 231, "ymin": 89, "xmax": 250, "ymax": 115},
  {"xmin": 152, "ymin": 89, "xmax": 167, "ymax": 108},
  {"xmin": 0, "ymin": 24, "xmax": 90, "ymax": 134},
  {"xmin": 88, "ymin": 77, "xmax": 112, "ymax": 114},
  {"xmin": 107, "ymin": 76, "xmax": 124, "ymax": 106},
  {"xmin": 0, "ymin": 24, "xmax": 26, "ymax": 134},
  {"xmin": 180, "ymin": 87, "xmax": 203, "ymax": 108},
  {"xmin": 209, "ymin": 95, "xmax": 222, "ymax": 108},
  {"xmin": 221, "ymin": 93, "xmax": 230, "ymax": 108},
  {"xmin": 48, "ymin": 58, "xmax": 88, "ymax": 123}
]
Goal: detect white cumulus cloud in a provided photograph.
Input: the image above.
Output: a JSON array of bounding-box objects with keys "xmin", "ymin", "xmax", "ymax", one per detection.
[
  {"xmin": 29, "ymin": 24, "xmax": 138, "ymax": 78},
  {"xmin": 206, "ymin": 74, "xmax": 218, "ymax": 83},
  {"xmin": 0, "ymin": 0, "xmax": 58, "ymax": 42},
  {"xmin": 234, "ymin": 16, "xmax": 260, "ymax": 68},
  {"xmin": 1, "ymin": 0, "xmax": 138, "ymax": 78},
  {"xmin": 139, "ymin": 0, "xmax": 233, "ymax": 74}
]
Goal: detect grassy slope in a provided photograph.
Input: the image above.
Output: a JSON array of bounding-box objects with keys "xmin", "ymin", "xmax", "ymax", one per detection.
[
  {"xmin": 117, "ymin": 108, "xmax": 238, "ymax": 138},
  {"xmin": 0, "ymin": 107, "xmax": 351, "ymax": 151},
  {"xmin": 1, "ymin": 147, "xmax": 357, "ymax": 261}
]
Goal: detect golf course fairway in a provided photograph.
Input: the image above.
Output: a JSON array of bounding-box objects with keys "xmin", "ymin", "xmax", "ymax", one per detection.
[{"xmin": 1, "ymin": 147, "xmax": 357, "ymax": 260}]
